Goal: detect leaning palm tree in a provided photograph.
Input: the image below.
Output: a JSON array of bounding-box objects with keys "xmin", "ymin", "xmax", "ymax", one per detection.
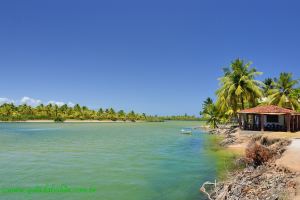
[
  {"xmin": 216, "ymin": 59, "xmax": 264, "ymax": 117},
  {"xmin": 268, "ymin": 72, "xmax": 299, "ymax": 110}
]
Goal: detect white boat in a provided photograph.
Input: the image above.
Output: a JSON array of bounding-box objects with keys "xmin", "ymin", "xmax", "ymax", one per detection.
[{"xmin": 180, "ymin": 128, "xmax": 192, "ymax": 134}]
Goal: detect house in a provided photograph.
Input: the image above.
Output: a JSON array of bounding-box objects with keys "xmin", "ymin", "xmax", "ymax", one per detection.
[{"xmin": 238, "ymin": 105, "xmax": 300, "ymax": 132}]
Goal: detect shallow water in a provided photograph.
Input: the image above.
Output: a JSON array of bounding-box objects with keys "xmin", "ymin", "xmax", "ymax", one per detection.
[{"xmin": 0, "ymin": 121, "xmax": 217, "ymax": 200}]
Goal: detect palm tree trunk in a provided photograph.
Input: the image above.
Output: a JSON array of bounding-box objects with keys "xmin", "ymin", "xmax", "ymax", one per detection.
[{"xmin": 241, "ymin": 97, "xmax": 245, "ymax": 110}]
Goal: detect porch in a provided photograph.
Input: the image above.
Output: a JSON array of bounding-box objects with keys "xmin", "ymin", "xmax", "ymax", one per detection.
[{"xmin": 238, "ymin": 105, "xmax": 300, "ymax": 132}]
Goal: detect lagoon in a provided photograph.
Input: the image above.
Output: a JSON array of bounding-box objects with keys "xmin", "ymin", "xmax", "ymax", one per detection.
[{"xmin": 0, "ymin": 121, "xmax": 218, "ymax": 200}]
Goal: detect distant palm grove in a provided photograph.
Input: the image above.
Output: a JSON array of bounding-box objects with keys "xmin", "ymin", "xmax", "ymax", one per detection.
[
  {"xmin": 201, "ymin": 59, "xmax": 300, "ymax": 128},
  {"xmin": 0, "ymin": 103, "xmax": 199, "ymax": 122}
]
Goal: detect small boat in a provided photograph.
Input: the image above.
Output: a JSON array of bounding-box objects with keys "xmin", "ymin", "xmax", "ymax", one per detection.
[{"xmin": 180, "ymin": 128, "xmax": 192, "ymax": 134}]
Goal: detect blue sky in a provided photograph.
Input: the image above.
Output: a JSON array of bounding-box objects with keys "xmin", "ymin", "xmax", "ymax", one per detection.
[{"xmin": 0, "ymin": 0, "xmax": 300, "ymax": 115}]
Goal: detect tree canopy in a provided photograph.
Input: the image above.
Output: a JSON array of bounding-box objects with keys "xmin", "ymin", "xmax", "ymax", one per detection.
[
  {"xmin": 201, "ymin": 59, "xmax": 300, "ymax": 127},
  {"xmin": 0, "ymin": 103, "xmax": 199, "ymax": 122}
]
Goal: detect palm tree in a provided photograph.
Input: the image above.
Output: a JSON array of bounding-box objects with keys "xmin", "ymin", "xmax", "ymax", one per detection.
[
  {"xmin": 127, "ymin": 110, "xmax": 136, "ymax": 122},
  {"xmin": 59, "ymin": 104, "xmax": 68, "ymax": 116},
  {"xmin": 216, "ymin": 59, "xmax": 263, "ymax": 117},
  {"xmin": 293, "ymin": 88, "xmax": 300, "ymax": 112},
  {"xmin": 118, "ymin": 110, "xmax": 126, "ymax": 121},
  {"xmin": 0, "ymin": 103, "xmax": 14, "ymax": 116},
  {"xmin": 54, "ymin": 105, "xmax": 59, "ymax": 118},
  {"xmin": 97, "ymin": 108, "xmax": 104, "ymax": 119},
  {"xmin": 268, "ymin": 72, "xmax": 299, "ymax": 110},
  {"xmin": 263, "ymin": 78, "xmax": 274, "ymax": 96},
  {"xmin": 292, "ymin": 88, "xmax": 300, "ymax": 103},
  {"xmin": 45, "ymin": 104, "xmax": 54, "ymax": 118},
  {"xmin": 200, "ymin": 97, "xmax": 213, "ymax": 116},
  {"xmin": 203, "ymin": 104, "xmax": 221, "ymax": 129},
  {"xmin": 0, "ymin": 102, "xmax": 154, "ymax": 122}
]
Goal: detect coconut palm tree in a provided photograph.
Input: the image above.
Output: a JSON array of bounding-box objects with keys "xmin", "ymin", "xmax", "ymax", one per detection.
[
  {"xmin": 263, "ymin": 78, "xmax": 274, "ymax": 96},
  {"xmin": 118, "ymin": 110, "xmax": 126, "ymax": 121},
  {"xmin": 127, "ymin": 110, "xmax": 136, "ymax": 122},
  {"xmin": 0, "ymin": 102, "xmax": 156, "ymax": 122},
  {"xmin": 268, "ymin": 72, "xmax": 299, "ymax": 110},
  {"xmin": 203, "ymin": 103, "xmax": 221, "ymax": 129},
  {"xmin": 216, "ymin": 59, "xmax": 264, "ymax": 117},
  {"xmin": 200, "ymin": 97, "xmax": 213, "ymax": 116}
]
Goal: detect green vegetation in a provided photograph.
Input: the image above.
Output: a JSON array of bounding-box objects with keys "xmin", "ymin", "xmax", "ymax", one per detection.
[
  {"xmin": 0, "ymin": 103, "xmax": 199, "ymax": 122},
  {"xmin": 201, "ymin": 100, "xmax": 220, "ymax": 128},
  {"xmin": 200, "ymin": 59, "xmax": 300, "ymax": 128},
  {"xmin": 0, "ymin": 103, "xmax": 146, "ymax": 121},
  {"xmin": 54, "ymin": 116, "xmax": 65, "ymax": 123},
  {"xmin": 161, "ymin": 114, "xmax": 201, "ymax": 121},
  {"xmin": 216, "ymin": 59, "xmax": 264, "ymax": 117},
  {"xmin": 204, "ymin": 135, "xmax": 244, "ymax": 180},
  {"xmin": 267, "ymin": 72, "xmax": 299, "ymax": 110}
]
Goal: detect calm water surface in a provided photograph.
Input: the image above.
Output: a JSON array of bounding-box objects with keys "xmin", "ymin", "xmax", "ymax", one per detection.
[{"xmin": 0, "ymin": 121, "xmax": 217, "ymax": 200}]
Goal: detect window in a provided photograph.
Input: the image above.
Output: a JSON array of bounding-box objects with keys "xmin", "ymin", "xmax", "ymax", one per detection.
[{"xmin": 267, "ymin": 115, "xmax": 279, "ymax": 123}]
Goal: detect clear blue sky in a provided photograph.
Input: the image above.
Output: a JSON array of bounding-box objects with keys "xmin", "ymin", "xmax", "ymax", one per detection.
[{"xmin": 0, "ymin": 0, "xmax": 300, "ymax": 115}]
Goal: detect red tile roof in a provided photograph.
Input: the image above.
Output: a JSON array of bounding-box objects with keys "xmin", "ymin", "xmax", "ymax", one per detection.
[{"xmin": 238, "ymin": 105, "xmax": 297, "ymax": 114}]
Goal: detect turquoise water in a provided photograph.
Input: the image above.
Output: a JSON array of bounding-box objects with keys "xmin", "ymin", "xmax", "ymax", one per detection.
[{"xmin": 0, "ymin": 121, "xmax": 217, "ymax": 200}]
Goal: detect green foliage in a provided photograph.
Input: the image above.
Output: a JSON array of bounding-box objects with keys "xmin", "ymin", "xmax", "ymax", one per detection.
[
  {"xmin": 200, "ymin": 97, "xmax": 213, "ymax": 116},
  {"xmin": 54, "ymin": 116, "xmax": 65, "ymax": 123},
  {"xmin": 216, "ymin": 59, "xmax": 264, "ymax": 118},
  {"xmin": 200, "ymin": 59, "xmax": 300, "ymax": 124},
  {"xmin": 0, "ymin": 103, "xmax": 196, "ymax": 122},
  {"xmin": 263, "ymin": 78, "xmax": 275, "ymax": 96},
  {"xmin": 200, "ymin": 99, "xmax": 221, "ymax": 128},
  {"xmin": 267, "ymin": 72, "xmax": 299, "ymax": 110},
  {"xmin": 204, "ymin": 135, "xmax": 244, "ymax": 180},
  {"xmin": 161, "ymin": 114, "xmax": 201, "ymax": 121},
  {"xmin": 145, "ymin": 117, "xmax": 164, "ymax": 122}
]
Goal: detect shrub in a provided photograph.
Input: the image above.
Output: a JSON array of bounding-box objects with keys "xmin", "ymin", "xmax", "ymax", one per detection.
[
  {"xmin": 110, "ymin": 117, "xmax": 117, "ymax": 121},
  {"xmin": 260, "ymin": 137, "xmax": 281, "ymax": 146},
  {"xmin": 54, "ymin": 116, "xmax": 65, "ymax": 123},
  {"xmin": 245, "ymin": 142, "xmax": 272, "ymax": 167}
]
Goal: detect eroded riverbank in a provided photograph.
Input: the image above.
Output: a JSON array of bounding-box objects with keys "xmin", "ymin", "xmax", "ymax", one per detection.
[{"xmin": 204, "ymin": 126, "xmax": 300, "ymax": 200}]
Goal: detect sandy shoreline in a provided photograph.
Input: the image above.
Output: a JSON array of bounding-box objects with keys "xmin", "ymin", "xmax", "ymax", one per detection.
[
  {"xmin": 226, "ymin": 130, "xmax": 300, "ymax": 153},
  {"xmin": 0, "ymin": 120, "xmax": 143, "ymax": 123}
]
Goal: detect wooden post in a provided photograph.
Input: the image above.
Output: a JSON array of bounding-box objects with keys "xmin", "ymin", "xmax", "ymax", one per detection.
[
  {"xmin": 252, "ymin": 114, "xmax": 255, "ymax": 130},
  {"xmin": 244, "ymin": 114, "xmax": 249, "ymax": 130},
  {"xmin": 292, "ymin": 116, "xmax": 295, "ymax": 132},
  {"xmin": 260, "ymin": 114, "xmax": 264, "ymax": 132},
  {"xmin": 298, "ymin": 115, "xmax": 300, "ymax": 131},
  {"xmin": 296, "ymin": 115, "xmax": 299, "ymax": 132},
  {"xmin": 287, "ymin": 114, "xmax": 291, "ymax": 132},
  {"xmin": 294, "ymin": 116, "xmax": 296, "ymax": 132},
  {"xmin": 291, "ymin": 116, "xmax": 293, "ymax": 132},
  {"xmin": 238, "ymin": 113, "xmax": 242, "ymax": 129}
]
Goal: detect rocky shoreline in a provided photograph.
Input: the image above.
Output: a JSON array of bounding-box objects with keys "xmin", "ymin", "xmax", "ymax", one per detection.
[{"xmin": 203, "ymin": 126, "xmax": 300, "ymax": 200}]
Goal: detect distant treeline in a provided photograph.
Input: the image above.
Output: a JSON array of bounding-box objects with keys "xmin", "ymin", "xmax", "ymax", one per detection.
[
  {"xmin": 161, "ymin": 115, "xmax": 202, "ymax": 121},
  {"xmin": 0, "ymin": 103, "xmax": 199, "ymax": 122}
]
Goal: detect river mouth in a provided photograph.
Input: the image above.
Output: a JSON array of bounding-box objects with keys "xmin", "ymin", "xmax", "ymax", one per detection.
[{"xmin": 0, "ymin": 121, "xmax": 220, "ymax": 200}]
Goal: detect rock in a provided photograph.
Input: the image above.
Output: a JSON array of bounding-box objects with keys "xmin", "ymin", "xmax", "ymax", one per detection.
[
  {"xmin": 219, "ymin": 138, "xmax": 237, "ymax": 147},
  {"xmin": 209, "ymin": 138, "xmax": 298, "ymax": 200}
]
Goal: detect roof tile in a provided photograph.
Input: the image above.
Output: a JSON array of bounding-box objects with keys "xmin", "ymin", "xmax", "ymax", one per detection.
[{"xmin": 238, "ymin": 105, "xmax": 297, "ymax": 114}]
